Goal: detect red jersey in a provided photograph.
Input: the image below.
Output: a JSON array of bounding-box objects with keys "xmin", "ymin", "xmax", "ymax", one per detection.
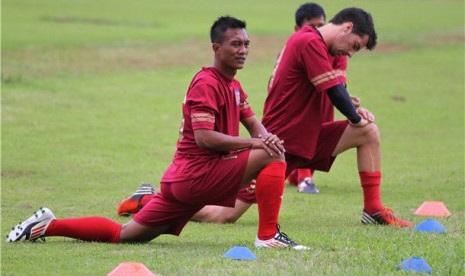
[
  {"xmin": 161, "ymin": 67, "xmax": 255, "ymax": 182},
  {"xmin": 262, "ymin": 25, "xmax": 342, "ymax": 160},
  {"xmin": 332, "ymin": 56, "xmax": 347, "ymax": 84}
]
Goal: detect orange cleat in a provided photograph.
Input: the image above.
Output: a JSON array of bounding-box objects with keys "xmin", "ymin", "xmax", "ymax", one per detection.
[
  {"xmin": 361, "ymin": 207, "xmax": 413, "ymax": 227},
  {"xmin": 117, "ymin": 183, "xmax": 155, "ymax": 216}
]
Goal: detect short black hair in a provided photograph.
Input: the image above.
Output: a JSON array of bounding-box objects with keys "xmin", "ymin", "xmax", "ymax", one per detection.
[
  {"xmin": 295, "ymin": 2, "xmax": 326, "ymax": 27},
  {"xmin": 330, "ymin": 7, "xmax": 377, "ymax": 50},
  {"xmin": 210, "ymin": 16, "xmax": 247, "ymax": 43}
]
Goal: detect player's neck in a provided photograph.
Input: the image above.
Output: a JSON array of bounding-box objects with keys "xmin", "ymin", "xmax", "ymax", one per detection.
[
  {"xmin": 213, "ymin": 63, "xmax": 236, "ymax": 80},
  {"xmin": 318, "ymin": 23, "xmax": 341, "ymax": 49}
]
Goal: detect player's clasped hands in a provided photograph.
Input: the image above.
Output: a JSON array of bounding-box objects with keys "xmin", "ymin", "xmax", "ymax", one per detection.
[{"xmin": 253, "ymin": 133, "xmax": 285, "ymax": 156}]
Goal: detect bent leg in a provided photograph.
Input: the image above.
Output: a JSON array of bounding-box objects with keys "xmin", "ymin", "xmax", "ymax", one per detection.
[
  {"xmin": 190, "ymin": 179, "xmax": 256, "ymax": 224},
  {"xmin": 191, "ymin": 199, "xmax": 253, "ymax": 223},
  {"xmin": 242, "ymin": 149, "xmax": 286, "ymax": 239},
  {"xmin": 240, "ymin": 148, "xmax": 285, "ymax": 186},
  {"xmin": 332, "ymin": 123, "xmax": 383, "ymax": 213},
  {"xmin": 332, "ymin": 123, "xmax": 381, "ymax": 172}
]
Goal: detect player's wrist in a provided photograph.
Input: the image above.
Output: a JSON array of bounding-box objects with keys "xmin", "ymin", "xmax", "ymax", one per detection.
[{"xmin": 349, "ymin": 118, "xmax": 369, "ymax": 127}]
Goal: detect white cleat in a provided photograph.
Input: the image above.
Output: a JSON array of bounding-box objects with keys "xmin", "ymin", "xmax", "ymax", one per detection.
[
  {"xmin": 254, "ymin": 225, "xmax": 308, "ymax": 250},
  {"xmin": 6, "ymin": 207, "xmax": 56, "ymax": 242}
]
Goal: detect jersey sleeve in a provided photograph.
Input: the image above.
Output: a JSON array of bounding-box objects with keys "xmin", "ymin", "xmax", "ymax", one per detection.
[
  {"xmin": 238, "ymin": 87, "xmax": 255, "ymax": 119},
  {"xmin": 301, "ymin": 39, "xmax": 341, "ymax": 93},
  {"xmin": 333, "ymin": 56, "xmax": 348, "ymax": 85},
  {"xmin": 186, "ymin": 82, "xmax": 220, "ymax": 130}
]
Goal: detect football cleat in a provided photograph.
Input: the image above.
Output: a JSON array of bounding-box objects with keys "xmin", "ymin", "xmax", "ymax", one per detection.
[
  {"xmin": 117, "ymin": 183, "xmax": 155, "ymax": 216},
  {"xmin": 6, "ymin": 207, "xmax": 56, "ymax": 242},
  {"xmin": 297, "ymin": 177, "xmax": 319, "ymax": 194},
  {"xmin": 255, "ymin": 225, "xmax": 308, "ymax": 250},
  {"xmin": 361, "ymin": 207, "xmax": 413, "ymax": 227}
]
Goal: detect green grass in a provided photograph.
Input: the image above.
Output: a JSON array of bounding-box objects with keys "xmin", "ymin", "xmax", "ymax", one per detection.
[{"xmin": 2, "ymin": 0, "xmax": 464, "ymax": 275}]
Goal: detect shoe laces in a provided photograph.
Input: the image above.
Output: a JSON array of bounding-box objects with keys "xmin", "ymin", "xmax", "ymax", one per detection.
[{"xmin": 275, "ymin": 224, "xmax": 297, "ymax": 247}]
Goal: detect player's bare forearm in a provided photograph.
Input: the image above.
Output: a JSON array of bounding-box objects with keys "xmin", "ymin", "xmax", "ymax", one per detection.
[
  {"xmin": 241, "ymin": 115, "xmax": 268, "ymax": 138},
  {"xmin": 193, "ymin": 129, "xmax": 283, "ymax": 156},
  {"xmin": 194, "ymin": 129, "xmax": 255, "ymax": 151},
  {"xmin": 241, "ymin": 116, "xmax": 285, "ymax": 154}
]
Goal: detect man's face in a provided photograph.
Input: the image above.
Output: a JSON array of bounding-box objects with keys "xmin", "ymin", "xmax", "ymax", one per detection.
[
  {"xmin": 330, "ymin": 23, "xmax": 369, "ymax": 57},
  {"xmin": 214, "ymin": 28, "xmax": 250, "ymax": 70},
  {"xmin": 302, "ymin": 15, "xmax": 325, "ymax": 28}
]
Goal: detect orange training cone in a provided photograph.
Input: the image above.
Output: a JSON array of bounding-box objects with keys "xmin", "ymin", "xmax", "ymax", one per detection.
[
  {"xmin": 414, "ymin": 201, "xmax": 451, "ymax": 217},
  {"xmin": 107, "ymin": 262, "xmax": 156, "ymax": 276}
]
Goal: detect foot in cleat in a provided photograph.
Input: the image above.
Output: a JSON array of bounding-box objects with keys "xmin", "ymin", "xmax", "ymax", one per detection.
[
  {"xmin": 6, "ymin": 207, "xmax": 56, "ymax": 242},
  {"xmin": 297, "ymin": 177, "xmax": 319, "ymax": 194},
  {"xmin": 254, "ymin": 224, "xmax": 308, "ymax": 250},
  {"xmin": 117, "ymin": 183, "xmax": 156, "ymax": 216},
  {"xmin": 361, "ymin": 207, "xmax": 412, "ymax": 227}
]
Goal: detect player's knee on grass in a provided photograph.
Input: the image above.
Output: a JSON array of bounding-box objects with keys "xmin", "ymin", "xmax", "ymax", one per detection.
[
  {"xmin": 192, "ymin": 206, "xmax": 241, "ymax": 224},
  {"xmin": 215, "ymin": 214, "xmax": 240, "ymax": 224},
  {"xmin": 217, "ymin": 204, "xmax": 251, "ymax": 224},
  {"xmin": 119, "ymin": 222, "xmax": 168, "ymax": 243}
]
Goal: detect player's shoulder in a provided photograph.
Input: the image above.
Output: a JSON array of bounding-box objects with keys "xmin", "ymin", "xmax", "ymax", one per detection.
[
  {"xmin": 297, "ymin": 26, "xmax": 321, "ymax": 39},
  {"xmin": 194, "ymin": 67, "xmax": 216, "ymax": 80},
  {"xmin": 191, "ymin": 67, "xmax": 220, "ymax": 87},
  {"xmin": 289, "ymin": 26, "xmax": 324, "ymax": 48}
]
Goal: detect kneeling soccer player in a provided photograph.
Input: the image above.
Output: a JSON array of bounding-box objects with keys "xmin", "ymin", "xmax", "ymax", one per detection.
[{"xmin": 6, "ymin": 16, "xmax": 306, "ymax": 250}]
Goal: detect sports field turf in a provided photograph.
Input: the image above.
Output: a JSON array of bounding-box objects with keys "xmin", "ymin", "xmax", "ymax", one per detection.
[{"xmin": 2, "ymin": 0, "xmax": 464, "ymax": 275}]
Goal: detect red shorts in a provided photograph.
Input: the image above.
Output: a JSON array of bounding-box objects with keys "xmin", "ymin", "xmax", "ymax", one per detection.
[
  {"xmin": 237, "ymin": 120, "xmax": 348, "ymax": 204},
  {"xmin": 134, "ymin": 150, "xmax": 250, "ymax": 235},
  {"xmin": 285, "ymin": 120, "xmax": 348, "ymax": 175}
]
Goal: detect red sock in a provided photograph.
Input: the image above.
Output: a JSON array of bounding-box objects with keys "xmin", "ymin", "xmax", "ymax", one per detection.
[
  {"xmin": 255, "ymin": 161, "xmax": 286, "ymax": 240},
  {"xmin": 45, "ymin": 217, "xmax": 122, "ymax": 243},
  {"xmin": 297, "ymin": 168, "xmax": 312, "ymax": 182},
  {"xmin": 140, "ymin": 194, "xmax": 155, "ymax": 208},
  {"xmin": 359, "ymin": 171, "xmax": 383, "ymax": 213}
]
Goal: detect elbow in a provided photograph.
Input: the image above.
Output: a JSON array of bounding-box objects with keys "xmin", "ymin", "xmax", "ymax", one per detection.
[
  {"xmin": 194, "ymin": 135, "xmax": 213, "ymax": 149},
  {"xmin": 193, "ymin": 129, "xmax": 223, "ymax": 150},
  {"xmin": 195, "ymin": 137, "xmax": 208, "ymax": 148}
]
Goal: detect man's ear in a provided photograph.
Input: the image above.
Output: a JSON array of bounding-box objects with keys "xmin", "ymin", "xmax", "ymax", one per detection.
[
  {"xmin": 212, "ymin": 42, "xmax": 220, "ymax": 53},
  {"xmin": 344, "ymin": 22, "xmax": 354, "ymax": 33}
]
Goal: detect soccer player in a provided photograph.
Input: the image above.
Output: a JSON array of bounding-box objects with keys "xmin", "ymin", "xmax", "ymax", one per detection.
[
  {"xmin": 284, "ymin": 2, "xmax": 359, "ymax": 194},
  {"xmin": 262, "ymin": 7, "xmax": 412, "ymax": 227},
  {"xmin": 6, "ymin": 16, "xmax": 307, "ymax": 250}
]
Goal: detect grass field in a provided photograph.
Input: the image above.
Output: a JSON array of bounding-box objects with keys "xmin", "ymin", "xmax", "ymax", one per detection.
[{"xmin": 2, "ymin": 0, "xmax": 464, "ymax": 275}]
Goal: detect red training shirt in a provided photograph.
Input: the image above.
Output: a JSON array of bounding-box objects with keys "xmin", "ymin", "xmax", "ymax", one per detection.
[
  {"xmin": 161, "ymin": 67, "xmax": 255, "ymax": 182},
  {"xmin": 262, "ymin": 25, "xmax": 343, "ymax": 160}
]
